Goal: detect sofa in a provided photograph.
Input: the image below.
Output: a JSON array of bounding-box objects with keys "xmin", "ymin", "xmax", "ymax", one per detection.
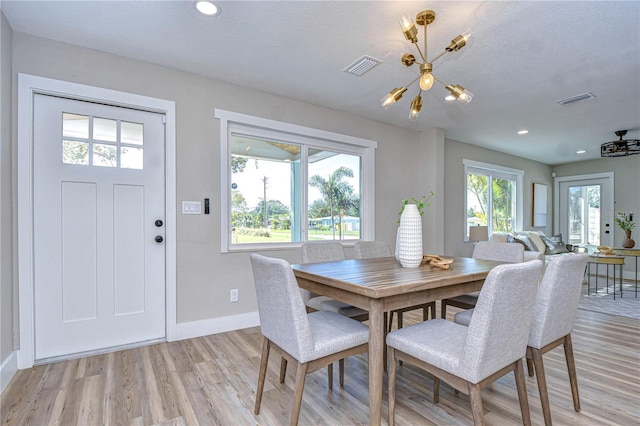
[{"xmin": 490, "ymin": 231, "xmax": 572, "ymax": 264}]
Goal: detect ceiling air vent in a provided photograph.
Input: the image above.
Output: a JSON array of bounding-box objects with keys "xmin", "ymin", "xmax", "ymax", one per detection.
[
  {"xmin": 556, "ymin": 92, "xmax": 595, "ymax": 105},
  {"xmin": 343, "ymin": 55, "xmax": 382, "ymax": 76}
]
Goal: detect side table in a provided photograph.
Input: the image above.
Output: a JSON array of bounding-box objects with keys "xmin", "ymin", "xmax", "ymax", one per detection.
[
  {"xmin": 613, "ymin": 248, "xmax": 639, "ymax": 298},
  {"xmin": 587, "ymin": 254, "xmax": 625, "ymax": 299}
]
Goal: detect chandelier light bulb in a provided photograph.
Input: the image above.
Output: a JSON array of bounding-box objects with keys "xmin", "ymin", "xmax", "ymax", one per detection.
[
  {"xmin": 458, "ymin": 88, "xmax": 474, "ymax": 103},
  {"xmin": 400, "ymin": 15, "xmax": 418, "ymax": 43},
  {"xmin": 409, "ymin": 95, "xmax": 423, "ymax": 120},
  {"xmin": 380, "ymin": 87, "xmax": 407, "ymax": 108},
  {"xmin": 445, "ymin": 84, "xmax": 474, "ymax": 103},
  {"xmin": 419, "ymin": 73, "xmax": 434, "ymax": 90}
]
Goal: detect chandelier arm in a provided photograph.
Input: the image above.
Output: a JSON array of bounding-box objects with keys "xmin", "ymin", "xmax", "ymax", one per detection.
[
  {"xmin": 430, "ymin": 50, "xmax": 449, "ymax": 64},
  {"xmin": 423, "ymin": 20, "xmax": 428, "ymax": 63},
  {"xmin": 413, "ymin": 43, "xmax": 427, "ymax": 63},
  {"xmin": 405, "ymin": 73, "xmax": 422, "ymax": 88},
  {"xmin": 432, "ymin": 74, "xmax": 447, "ymax": 87}
]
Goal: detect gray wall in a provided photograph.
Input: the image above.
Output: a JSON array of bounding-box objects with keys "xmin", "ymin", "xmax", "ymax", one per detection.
[
  {"xmin": 1, "ymin": 11, "xmax": 14, "ymax": 367},
  {"xmin": 9, "ymin": 32, "xmax": 442, "ymax": 330},
  {"xmin": 443, "ymin": 138, "xmax": 553, "ymax": 257}
]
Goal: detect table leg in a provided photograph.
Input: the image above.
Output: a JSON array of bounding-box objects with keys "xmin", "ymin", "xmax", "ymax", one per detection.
[
  {"xmin": 613, "ymin": 264, "xmax": 616, "ymax": 300},
  {"xmin": 368, "ymin": 299, "xmax": 384, "ymax": 426}
]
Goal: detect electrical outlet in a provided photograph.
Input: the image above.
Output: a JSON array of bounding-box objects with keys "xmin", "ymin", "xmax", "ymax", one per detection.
[{"xmin": 230, "ymin": 289, "xmax": 239, "ymax": 303}]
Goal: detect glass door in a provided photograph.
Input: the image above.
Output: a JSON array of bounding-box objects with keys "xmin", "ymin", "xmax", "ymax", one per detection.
[{"xmin": 557, "ymin": 174, "xmax": 614, "ymax": 248}]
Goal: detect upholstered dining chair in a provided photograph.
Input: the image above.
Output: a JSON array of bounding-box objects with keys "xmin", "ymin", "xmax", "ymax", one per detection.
[
  {"xmin": 440, "ymin": 241, "xmax": 525, "ymax": 319},
  {"xmin": 455, "ymin": 253, "xmax": 588, "ymax": 426},
  {"xmin": 300, "ymin": 242, "xmax": 369, "ymax": 321},
  {"xmin": 354, "ymin": 241, "xmax": 436, "ymax": 331},
  {"xmin": 250, "ymin": 254, "xmax": 369, "ymax": 426},
  {"xmin": 387, "ymin": 260, "xmax": 544, "ymax": 426}
]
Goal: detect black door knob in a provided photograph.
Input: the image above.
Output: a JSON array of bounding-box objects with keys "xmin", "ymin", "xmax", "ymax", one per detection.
[
  {"xmin": 155, "ymin": 220, "xmax": 163, "ymax": 227},
  {"xmin": 155, "ymin": 235, "xmax": 164, "ymax": 243}
]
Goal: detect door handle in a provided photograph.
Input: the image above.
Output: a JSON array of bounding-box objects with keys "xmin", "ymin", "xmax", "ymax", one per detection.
[
  {"xmin": 155, "ymin": 236, "xmax": 164, "ymax": 243},
  {"xmin": 155, "ymin": 220, "xmax": 164, "ymax": 227}
]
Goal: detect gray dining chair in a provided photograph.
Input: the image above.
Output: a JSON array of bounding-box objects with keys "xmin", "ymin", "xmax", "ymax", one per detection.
[
  {"xmin": 301, "ymin": 242, "xmax": 369, "ymax": 321},
  {"xmin": 455, "ymin": 253, "xmax": 588, "ymax": 426},
  {"xmin": 440, "ymin": 241, "xmax": 525, "ymax": 319},
  {"xmin": 387, "ymin": 260, "xmax": 544, "ymax": 426},
  {"xmin": 250, "ymin": 254, "xmax": 369, "ymax": 426},
  {"xmin": 354, "ymin": 241, "xmax": 436, "ymax": 330}
]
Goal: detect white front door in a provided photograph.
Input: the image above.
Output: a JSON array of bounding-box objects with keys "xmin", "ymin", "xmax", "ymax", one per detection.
[
  {"xmin": 33, "ymin": 94, "xmax": 166, "ymax": 360},
  {"xmin": 557, "ymin": 174, "xmax": 614, "ymax": 248}
]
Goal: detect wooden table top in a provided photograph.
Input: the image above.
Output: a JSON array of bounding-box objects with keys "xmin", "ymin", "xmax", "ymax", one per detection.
[
  {"xmin": 613, "ymin": 248, "xmax": 640, "ymax": 256},
  {"xmin": 291, "ymin": 256, "xmax": 501, "ymax": 299},
  {"xmin": 588, "ymin": 254, "xmax": 625, "ymax": 264}
]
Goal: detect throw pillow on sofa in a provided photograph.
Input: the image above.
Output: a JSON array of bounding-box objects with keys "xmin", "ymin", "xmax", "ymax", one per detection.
[
  {"xmin": 526, "ymin": 231, "xmax": 547, "ymax": 253},
  {"xmin": 541, "ymin": 233, "xmax": 570, "ymax": 254},
  {"xmin": 507, "ymin": 233, "xmax": 536, "ymax": 251}
]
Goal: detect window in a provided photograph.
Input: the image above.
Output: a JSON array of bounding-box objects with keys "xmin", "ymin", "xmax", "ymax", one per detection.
[
  {"xmin": 464, "ymin": 159, "xmax": 523, "ymax": 240},
  {"xmin": 62, "ymin": 112, "xmax": 144, "ymax": 169},
  {"xmin": 216, "ymin": 110, "xmax": 376, "ymax": 252}
]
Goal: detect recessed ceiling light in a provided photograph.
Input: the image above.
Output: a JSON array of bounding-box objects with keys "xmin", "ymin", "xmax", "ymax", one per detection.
[
  {"xmin": 576, "ymin": 150, "xmax": 586, "ymax": 154},
  {"xmin": 194, "ymin": 0, "xmax": 220, "ymax": 16},
  {"xmin": 517, "ymin": 130, "xmax": 528, "ymax": 135}
]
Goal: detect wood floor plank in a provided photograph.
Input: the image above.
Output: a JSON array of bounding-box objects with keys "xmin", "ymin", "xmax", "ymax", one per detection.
[{"xmin": 1, "ymin": 307, "xmax": 639, "ymax": 425}]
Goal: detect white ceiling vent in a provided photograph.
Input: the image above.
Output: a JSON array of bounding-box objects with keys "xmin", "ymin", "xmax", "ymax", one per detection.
[
  {"xmin": 556, "ymin": 92, "xmax": 595, "ymax": 105},
  {"xmin": 343, "ymin": 55, "xmax": 382, "ymax": 76}
]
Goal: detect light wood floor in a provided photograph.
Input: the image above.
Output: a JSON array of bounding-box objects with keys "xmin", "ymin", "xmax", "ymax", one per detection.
[{"xmin": 2, "ymin": 306, "xmax": 639, "ymax": 425}]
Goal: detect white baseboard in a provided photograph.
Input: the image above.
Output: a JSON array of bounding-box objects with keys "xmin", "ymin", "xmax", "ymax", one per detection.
[
  {"xmin": 0, "ymin": 351, "xmax": 18, "ymax": 395},
  {"xmin": 174, "ymin": 311, "xmax": 260, "ymax": 341}
]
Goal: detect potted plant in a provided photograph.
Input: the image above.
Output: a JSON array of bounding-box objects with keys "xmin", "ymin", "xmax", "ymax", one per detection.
[
  {"xmin": 615, "ymin": 212, "xmax": 635, "ymax": 248},
  {"xmin": 397, "ymin": 192, "xmax": 435, "ymax": 223}
]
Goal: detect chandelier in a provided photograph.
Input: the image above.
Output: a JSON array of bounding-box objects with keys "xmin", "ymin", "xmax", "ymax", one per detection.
[
  {"xmin": 381, "ymin": 10, "xmax": 473, "ymax": 120},
  {"xmin": 601, "ymin": 130, "xmax": 640, "ymax": 157}
]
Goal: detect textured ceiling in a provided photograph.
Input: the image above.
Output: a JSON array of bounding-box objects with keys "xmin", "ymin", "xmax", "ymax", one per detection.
[{"xmin": 3, "ymin": 0, "xmax": 640, "ymax": 165}]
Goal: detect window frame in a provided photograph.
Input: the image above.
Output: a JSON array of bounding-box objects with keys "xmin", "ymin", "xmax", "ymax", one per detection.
[
  {"xmin": 463, "ymin": 159, "xmax": 524, "ymax": 240},
  {"xmin": 215, "ymin": 109, "xmax": 377, "ymax": 253}
]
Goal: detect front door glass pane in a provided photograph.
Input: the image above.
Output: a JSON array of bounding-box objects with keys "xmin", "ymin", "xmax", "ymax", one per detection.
[{"xmin": 568, "ymin": 185, "xmax": 600, "ymax": 245}]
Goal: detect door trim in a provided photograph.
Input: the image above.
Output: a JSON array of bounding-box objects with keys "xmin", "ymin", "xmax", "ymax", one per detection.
[
  {"xmin": 553, "ymin": 172, "xmax": 615, "ymax": 237},
  {"xmin": 17, "ymin": 74, "xmax": 177, "ymax": 369}
]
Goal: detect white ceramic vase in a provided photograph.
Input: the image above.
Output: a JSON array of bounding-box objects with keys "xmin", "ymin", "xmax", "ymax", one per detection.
[{"xmin": 397, "ymin": 204, "xmax": 423, "ymax": 268}]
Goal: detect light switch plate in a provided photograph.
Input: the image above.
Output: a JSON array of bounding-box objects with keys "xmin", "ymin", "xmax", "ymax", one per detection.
[{"xmin": 182, "ymin": 201, "xmax": 202, "ymax": 214}]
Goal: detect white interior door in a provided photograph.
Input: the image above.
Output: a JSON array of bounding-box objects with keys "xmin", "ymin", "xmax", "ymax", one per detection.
[
  {"xmin": 33, "ymin": 94, "xmax": 166, "ymax": 360},
  {"xmin": 557, "ymin": 175, "xmax": 614, "ymax": 248}
]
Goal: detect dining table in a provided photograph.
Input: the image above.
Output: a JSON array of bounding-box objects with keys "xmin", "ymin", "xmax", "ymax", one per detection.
[{"xmin": 291, "ymin": 255, "xmax": 503, "ymax": 425}]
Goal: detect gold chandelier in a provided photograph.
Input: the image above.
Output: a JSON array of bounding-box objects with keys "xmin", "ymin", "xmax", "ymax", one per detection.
[{"xmin": 381, "ymin": 10, "xmax": 473, "ymax": 120}]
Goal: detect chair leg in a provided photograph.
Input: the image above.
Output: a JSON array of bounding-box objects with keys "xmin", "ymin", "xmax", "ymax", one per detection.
[
  {"xmin": 514, "ymin": 359, "xmax": 532, "ymax": 426},
  {"xmin": 433, "ymin": 377, "xmax": 440, "ymax": 403},
  {"xmin": 526, "ymin": 355, "xmax": 534, "ymax": 377},
  {"xmin": 563, "ymin": 334, "xmax": 581, "ymax": 412},
  {"xmin": 440, "ymin": 300, "xmax": 447, "ymax": 319},
  {"xmin": 327, "ymin": 363, "xmax": 333, "ymax": 390},
  {"xmin": 388, "ymin": 348, "xmax": 397, "ymax": 426},
  {"xmin": 290, "ymin": 362, "xmax": 309, "ymax": 426},
  {"xmin": 280, "ymin": 357, "xmax": 288, "ymax": 383},
  {"xmin": 467, "ymin": 382, "xmax": 484, "ymax": 426},
  {"xmin": 339, "ymin": 359, "xmax": 345, "ymax": 387},
  {"xmin": 531, "ymin": 348, "xmax": 552, "ymax": 426},
  {"xmin": 255, "ymin": 337, "xmax": 271, "ymax": 415}
]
